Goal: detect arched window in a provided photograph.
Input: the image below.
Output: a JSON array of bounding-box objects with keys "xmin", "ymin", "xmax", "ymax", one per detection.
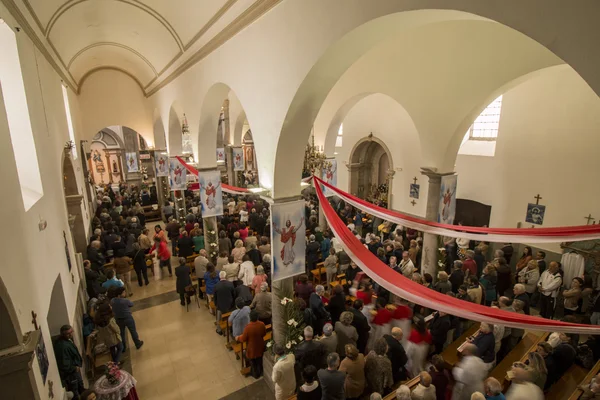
[
  {"xmin": 459, "ymin": 95, "xmax": 503, "ymax": 157},
  {"xmin": 335, "ymin": 123, "xmax": 343, "ymax": 147},
  {"xmin": 0, "ymin": 20, "xmax": 43, "ymax": 210}
]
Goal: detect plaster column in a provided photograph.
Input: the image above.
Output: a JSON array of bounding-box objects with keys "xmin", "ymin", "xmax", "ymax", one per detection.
[
  {"xmin": 197, "ymin": 167, "xmax": 220, "ymax": 261},
  {"xmin": 225, "ymin": 145, "xmax": 235, "ymax": 186},
  {"xmin": 420, "ymin": 168, "xmax": 455, "ymax": 280}
]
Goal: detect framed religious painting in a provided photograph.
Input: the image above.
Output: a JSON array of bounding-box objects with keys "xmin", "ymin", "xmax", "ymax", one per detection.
[
  {"xmin": 525, "ymin": 203, "xmax": 546, "ymax": 225},
  {"xmin": 125, "ymin": 152, "xmax": 139, "ymax": 172},
  {"xmin": 409, "ymin": 183, "xmax": 420, "ymax": 199}
]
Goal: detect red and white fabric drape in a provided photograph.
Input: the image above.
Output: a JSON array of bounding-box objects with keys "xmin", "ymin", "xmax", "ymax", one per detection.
[
  {"xmin": 314, "ymin": 176, "xmax": 600, "ymax": 243},
  {"xmin": 175, "ymin": 156, "xmax": 250, "ymax": 195},
  {"xmin": 313, "ymin": 176, "xmax": 600, "ymax": 334}
]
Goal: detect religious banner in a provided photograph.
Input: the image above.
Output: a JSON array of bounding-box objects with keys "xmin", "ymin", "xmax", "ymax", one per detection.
[
  {"xmin": 438, "ymin": 174, "xmax": 457, "ymax": 224},
  {"xmin": 126, "ymin": 152, "xmax": 139, "ymax": 172},
  {"xmin": 169, "ymin": 157, "xmax": 187, "ymax": 190},
  {"xmin": 232, "ymin": 147, "xmax": 245, "ymax": 171},
  {"xmin": 245, "ymin": 145, "xmax": 255, "ymax": 170},
  {"xmin": 321, "ymin": 160, "xmax": 337, "ymax": 197},
  {"xmin": 155, "ymin": 153, "xmax": 169, "ymax": 177},
  {"xmin": 216, "ymin": 148, "xmax": 225, "ymax": 162},
  {"xmin": 198, "ymin": 170, "xmax": 223, "ymax": 217},
  {"xmin": 271, "ymin": 200, "xmax": 306, "ymax": 281},
  {"xmin": 35, "ymin": 334, "xmax": 49, "ymax": 384}
]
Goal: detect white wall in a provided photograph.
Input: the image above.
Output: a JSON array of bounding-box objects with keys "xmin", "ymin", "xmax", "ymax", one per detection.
[
  {"xmin": 333, "ymin": 94, "xmax": 427, "ymax": 216},
  {"xmin": 455, "ymin": 65, "xmax": 600, "ymax": 250},
  {"xmin": 78, "ymin": 69, "xmax": 153, "ymax": 143},
  {"xmin": 0, "ymin": 14, "xmax": 87, "ymax": 399}
]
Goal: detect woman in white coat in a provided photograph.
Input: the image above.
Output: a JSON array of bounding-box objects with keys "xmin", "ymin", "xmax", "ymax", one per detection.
[
  {"xmin": 272, "ymin": 343, "xmax": 296, "ymax": 400},
  {"xmin": 238, "ymin": 254, "xmax": 256, "ymax": 286}
]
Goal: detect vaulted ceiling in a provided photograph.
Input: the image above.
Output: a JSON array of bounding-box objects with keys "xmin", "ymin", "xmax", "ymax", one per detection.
[{"xmin": 2, "ymin": 0, "xmax": 280, "ymax": 95}]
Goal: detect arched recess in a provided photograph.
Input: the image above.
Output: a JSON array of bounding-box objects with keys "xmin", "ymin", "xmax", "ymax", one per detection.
[
  {"xmin": 62, "ymin": 153, "xmax": 87, "ymax": 256},
  {"xmin": 0, "ymin": 277, "xmax": 21, "ymax": 350},
  {"xmin": 348, "ymin": 135, "xmax": 394, "ymax": 204},
  {"xmin": 168, "ymin": 103, "xmax": 183, "ymax": 156},
  {"xmin": 272, "ymin": 10, "xmax": 575, "ymax": 199},
  {"xmin": 233, "ymin": 110, "xmax": 247, "ymax": 147},
  {"xmin": 46, "ymin": 276, "xmax": 69, "ymax": 336}
]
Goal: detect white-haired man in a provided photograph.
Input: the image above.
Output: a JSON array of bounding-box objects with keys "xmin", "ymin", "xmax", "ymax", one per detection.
[
  {"xmin": 513, "ymin": 283, "xmax": 531, "ymax": 315},
  {"xmin": 295, "ymin": 326, "xmax": 327, "ymax": 371}
]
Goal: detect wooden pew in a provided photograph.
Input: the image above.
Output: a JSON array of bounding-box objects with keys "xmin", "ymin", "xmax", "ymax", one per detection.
[
  {"xmin": 237, "ymin": 324, "xmax": 273, "ymax": 376},
  {"xmin": 143, "ymin": 204, "xmax": 162, "ymax": 222},
  {"xmin": 441, "ymin": 323, "xmax": 480, "ymax": 367},
  {"xmin": 490, "ymin": 331, "xmax": 549, "ymax": 391},
  {"xmin": 546, "ymin": 364, "xmax": 589, "ymax": 400},
  {"xmin": 311, "ymin": 262, "xmax": 325, "ymax": 285},
  {"xmin": 567, "ymin": 359, "xmax": 600, "ymax": 400}
]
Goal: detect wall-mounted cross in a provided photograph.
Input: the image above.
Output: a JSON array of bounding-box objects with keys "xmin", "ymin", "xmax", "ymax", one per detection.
[
  {"xmin": 585, "ymin": 214, "xmax": 595, "ymax": 225},
  {"xmin": 411, "ymin": 200, "xmax": 417, "ymax": 206},
  {"xmin": 412, "ymin": 177, "xmax": 418, "ymax": 184},
  {"xmin": 31, "ymin": 311, "xmax": 38, "ymax": 330},
  {"xmin": 534, "ymin": 194, "xmax": 542, "ymax": 205}
]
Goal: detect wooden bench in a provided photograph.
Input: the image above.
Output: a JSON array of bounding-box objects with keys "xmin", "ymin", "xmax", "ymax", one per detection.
[
  {"xmin": 85, "ymin": 332, "xmax": 112, "ymax": 378},
  {"xmin": 546, "ymin": 363, "xmax": 589, "ymax": 400},
  {"xmin": 329, "ymin": 273, "xmax": 347, "ymax": 289},
  {"xmin": 490, "ymin": 331, "xmax": 549, "ymax": 392},
  {"xmin": 143, "ymin": 204, "xmax": 162, "ymax": 222},
  {"xmin": 310, "ymin": 262, "xmax": 325, "ymax": 285},
  {"xmin": 237, "ymin": 324, "xmax": 273, "ymax": 376},
  {"xmin": 567, "ymin": 359, "xmax": 600, "ymax": 400}
]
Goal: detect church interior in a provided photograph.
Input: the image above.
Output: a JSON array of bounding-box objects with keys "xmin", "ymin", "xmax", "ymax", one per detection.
[{"xmin": 2, "ymin": 1, "xmax": 600, "ymax": 399}]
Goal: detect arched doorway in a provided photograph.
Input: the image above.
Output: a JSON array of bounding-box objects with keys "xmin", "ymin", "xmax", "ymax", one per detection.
[
  {"xmin": 46, "ymin": 276, "xmax": 69, "ymax": 337},
  {"xmin": 349, "ymin": 135, "xmax": 394, "ymax": 207},
  {"xmin": 241, "ymin": 129, "xmax": 259, "ymax": 187}
]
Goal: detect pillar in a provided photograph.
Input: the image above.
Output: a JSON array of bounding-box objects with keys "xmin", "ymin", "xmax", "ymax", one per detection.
[
  {"xmin": 173, "ymin": 190, "xmax": 186, "ymax": 224},
  {"xmin": 420, "ymin": 168, "xmax": 455, "ymax": 280},
  {"xmin": 226, "ymin": 145, "xmax": 235, "ymax": 186},
  {"xmin": 203, "ymin": 216, "xmax": 218, "ymax": 261}
]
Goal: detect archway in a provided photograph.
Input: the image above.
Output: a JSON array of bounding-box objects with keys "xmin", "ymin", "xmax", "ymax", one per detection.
[
  {"xmin": 240, "ymin": 129, "xmax": 259, "ymax": 187},
  {"xmin": 46, "ymin": 276, "xmax": 69, "ymax": 337},
  {"xmin": 0, "ymin": 277, "xmax": 21, "ymax": 350},
  {"xmin": 348, "ymin": 135, "xmax": 393, "ymax": 206},
  {"xmin": 62, "ymin": 154, "xmax": 87, "ymax": 256},
  {"xmin": 273, "ymin": 11, "xmax": 570, "ymax": 199}
]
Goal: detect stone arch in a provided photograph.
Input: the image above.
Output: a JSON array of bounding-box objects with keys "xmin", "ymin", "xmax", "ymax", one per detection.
[
  {"xmin": 348, "ymin": 135, "xmax": 394, "ymax": 203},
  {"xmin": 233, "ymin": 110, "xmax": 246, "ymax": 147},
  {"xmin": 46, "ymin": 275, "xmax": 69, "ymax": 336},
  {"xmin": 0, "ymin": 277, "xmax": 21, "ymax": 350},
  {"xmin": 272, "ymin": 9, "xmax": 587, "ymax": 199}
]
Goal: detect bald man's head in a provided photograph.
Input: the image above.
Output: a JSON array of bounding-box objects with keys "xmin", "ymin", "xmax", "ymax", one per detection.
[{"xmin": 419, "ymin": 372, "xmax": 432, "ymax": 387}]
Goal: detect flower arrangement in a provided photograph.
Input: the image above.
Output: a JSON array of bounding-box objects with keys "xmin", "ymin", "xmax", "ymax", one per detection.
[
  {"xmin": 105, "ymin": 362, "xmax": 122, "ymax": 385},
  {"xmin": 438, "ymin": 245, "xmax": 447, "ymax": 270},
  {"xmin": 205, "ymin": 220, "xmax": 219, "ymax": 260},
  {"xmin": 266, "ymin": 297, "xmax": 305, "ymax": 353}
]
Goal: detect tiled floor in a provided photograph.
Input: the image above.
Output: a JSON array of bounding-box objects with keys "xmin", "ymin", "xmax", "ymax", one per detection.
[{"xmin": 127, "ymin": 271, "xmax": 270, "ymax": 399}]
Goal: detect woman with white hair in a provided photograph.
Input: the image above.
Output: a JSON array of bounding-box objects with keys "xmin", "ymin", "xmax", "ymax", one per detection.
[
  {"xmin": 250, "ymin": 282, "xmax": 272, "ymax": 323},
  {"xmin": 251, "ymin": 265, "xmax": 268, "ymax": 292},
  {"xmin": 231, "ymin": 239, "xmax": 246, "ymax": 263},
  {"xmin": 395, "ymin": 385, "xmax": 411, "ymax": 400}
]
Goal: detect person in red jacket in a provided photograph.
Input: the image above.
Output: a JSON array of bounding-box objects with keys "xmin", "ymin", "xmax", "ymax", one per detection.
[
  {"xmin": 150, "ymin": 236, "xmax": 172, "ymax": 277},
  {"xmin": 462, "ymin": 250, "xmax": 478, "ymax": 278}
]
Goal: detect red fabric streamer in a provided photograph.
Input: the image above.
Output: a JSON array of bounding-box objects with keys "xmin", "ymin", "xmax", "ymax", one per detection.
[
  {"xmin": 314, "ymin": 177, "xmax": 600, "ymax": 334},
  {"xmin": 314, "ymin": 176, "xmax": 600, "ymax": 243},
  {"xmin": 175, "ymin": 156, "xmax": 250, "ymax": 194}
]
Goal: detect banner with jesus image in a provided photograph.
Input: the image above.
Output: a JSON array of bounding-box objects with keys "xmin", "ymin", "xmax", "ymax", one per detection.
[
  {"xmin": 321, "ymin": 160, "xmax": 337, "ymax": 197},
  {"xmin": 271, "ymin": 200, "xmax": 306, "ymax": 281},
  {"xmin": 169, "ymin": 158, "xmax": 187, "ymax": 190},
  {"xmin": 198, "ymin": 170, "xmax": 223, "ymax": 217},
  {"xmin": 438, "ymin": 174, "xmax": 457, "ymax": 224},
  {"xmin": 232, "ymin": 147, "xmax": 245, "ymax": 171}
]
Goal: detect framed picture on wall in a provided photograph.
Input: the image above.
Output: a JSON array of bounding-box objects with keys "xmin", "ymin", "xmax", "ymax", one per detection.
[
  {"xmin": 525, "ymin": 203, "xmax": 546, "ymax": 225},
  {"xmin": 409, "ymin": 183, "xmax": 420, "ymax": 199}
]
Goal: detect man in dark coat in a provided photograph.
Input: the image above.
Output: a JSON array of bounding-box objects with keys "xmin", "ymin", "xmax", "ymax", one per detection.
[
  {"xmin": 429, "ymin": 311, "xmax": 452, "ymax": 354},
  {"xmin": 309, "ymin": 287, "xmax": 330, "ymax": 336},
  {"xmin": 175, "ymin": 257, "xmax": 192, "ymax": 305},
  {"xmin": 350, "ymin": 299, "xmax": 371, "ymax": 354},
  {"xmin": 54, "ymin": 325, "xmax": 85, "ymax": 397},
  {"xmin": 294, "ymin": 326, "xmax": 327, "ymax": 371},
  {"xmin": 214, "ymin": 271, "xmax": 235, "ymax": 334},
  {"xmin": 384, "ymin": 327, "xmax": 408, "ymax": 383},
  {"xmin": 327, "ymin": 285, "xmax": 346, "ymax": 326},
  {"xmin": 306, "ymin": 235, "xmax": 321, "ymax": 273},
  {"xmin": 176, "ymin": 231, "xmax": 195, "ymax": 258}
]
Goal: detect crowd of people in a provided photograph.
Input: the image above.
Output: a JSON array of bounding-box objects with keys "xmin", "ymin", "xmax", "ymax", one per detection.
[{"xmin": 61, "ymin": 182, "xmax": 600, "ymax": 400}]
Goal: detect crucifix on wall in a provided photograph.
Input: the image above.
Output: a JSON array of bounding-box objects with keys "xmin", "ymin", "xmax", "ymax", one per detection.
[
  {"xmin": 585, "ymin": 214, "xmax": 595, "ymax": 225},
  {"xmin": 31, "ymin": 310, "xmax": 39, "ymax": 330}
]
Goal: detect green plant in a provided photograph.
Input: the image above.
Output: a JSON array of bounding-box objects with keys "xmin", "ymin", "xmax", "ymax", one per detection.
[{"xmin": 266, "ymin": 297, "xmax": 306, "ymax": 353}]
